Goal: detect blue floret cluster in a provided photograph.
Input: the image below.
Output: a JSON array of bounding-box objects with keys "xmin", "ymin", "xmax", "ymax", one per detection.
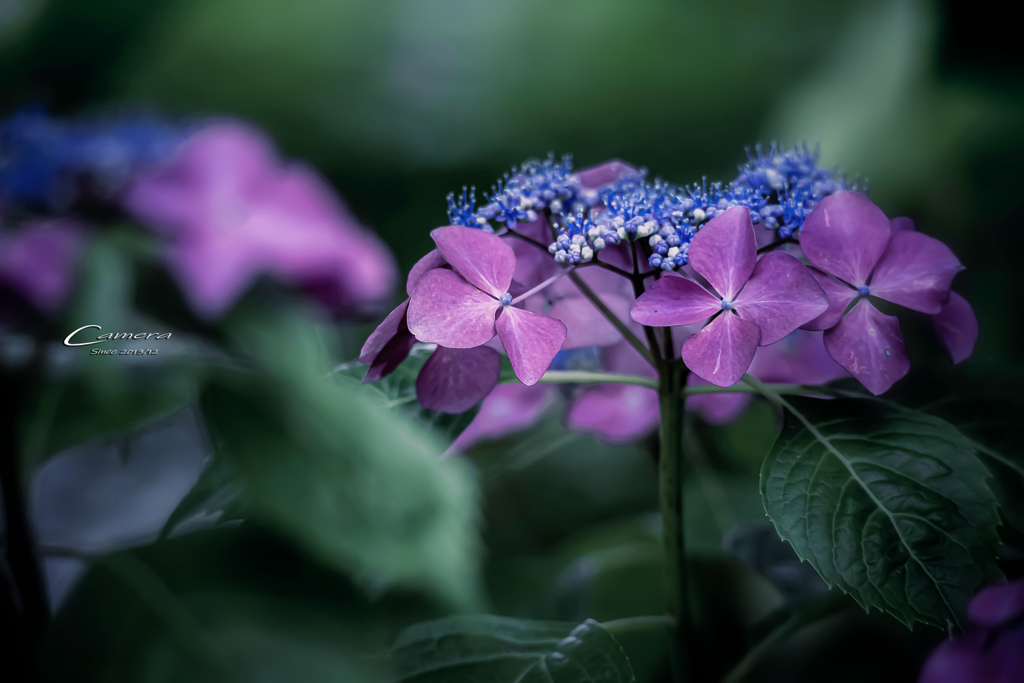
[{"xmin": 445, "ymin": 143, "xmax": 865, "ymax": 272}]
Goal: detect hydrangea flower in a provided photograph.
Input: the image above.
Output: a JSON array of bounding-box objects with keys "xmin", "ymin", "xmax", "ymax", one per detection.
[
  {"xmin": 799, "ymin": 191, "xmax": 965, "ymax": 394},
  {"xmin": 631, "ymin": 207, "xmax": 828, "ymax": 386},
  {"xmin": 122, "ymin": 122, "xmax": 396, "ymax": 319},
  {"xmin": 919, "ymin": 579, "xmax": 1024, "ymax": 683},
  {"xmin": 407, "ymin": 226, "xmax": 567, "ymax": 386},
  {"xmin": 0, "ymin": 218, "xmax": 84, "ymax": 316}
]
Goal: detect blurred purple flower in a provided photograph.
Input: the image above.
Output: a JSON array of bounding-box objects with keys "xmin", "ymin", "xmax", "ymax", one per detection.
[
  {"xmin": 919, "ymin": 579, "xmax": 1024, "ymax": 683},
  {"xmin": 451, "ymin": 383, "xmax": 556, "ymax": 451},
  {"xmin": 687, "ymin": 330, "xmax": 847, "ymax": 424},
  {"xmin": 631, "ymin": 207, "xmax": 828, "ymax": 387},
  {"xmin": 799, "ymin": 191, "xmax": 965, "ymax": 394},
  {"xmin": 0, "ymin": 218, "xmax": 84, "ymax": 316},
  {"xmin": 407, "ymin": 226, "xmax": 567, "ymax": 388},
  {"xmin": 122, "ymin": 122, "xmax": 396, "ymax": 319},
  {"xmin": 566, "ymin": 339, "xmax": 660, "ymax": 443}
]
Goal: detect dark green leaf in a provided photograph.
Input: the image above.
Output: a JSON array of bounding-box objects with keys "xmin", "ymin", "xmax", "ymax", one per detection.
[
  {"xmin": 390, "ymin": 615, "xmax": 635, "ymax": 683},
  {"xmin": 45, "ymin": 526, "xmax": 390, "ymax": 683},
  {"xmin": 202, "ymin": 321, "xmax": 482, "ymax": 611},
  {"xmin": 761, "ymin": 397, "xmax": 1001, "ymax": 629},
  {"xmin": 159, "ymin": 454, "xmax": 239, "ymax": 540},
  {"xmin": 333, "ymin": 345, "xmax": 479, "ymax": 447}
]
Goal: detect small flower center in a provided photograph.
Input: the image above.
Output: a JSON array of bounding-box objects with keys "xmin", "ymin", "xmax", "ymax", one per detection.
[
  {"xmin": 499, "ymin": 292, "xmax": 513, "ymax": 306},
  {"xmin": 857, "ymin": 285, "xmax": 871, "ymax": 297},
  {"xmin": 720, "ymin": 299, "xmax": 734, "ymax": 311}
]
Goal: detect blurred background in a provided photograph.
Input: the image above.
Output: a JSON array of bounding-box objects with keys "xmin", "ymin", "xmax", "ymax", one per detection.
[{"xmin": 1, "ymin": 0, "xmax": 1021, "ymax": 681}]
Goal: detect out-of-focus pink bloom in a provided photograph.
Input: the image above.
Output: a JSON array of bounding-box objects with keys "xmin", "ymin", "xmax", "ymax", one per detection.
[
  {"xmin": 686, "ymin": 330, "xmax": 847, "ymax": 424},
  {"xmin": 0, "ymin": 218, "xmax": 84, "ymax": 315},
  {"xmin": 919, "ymin": 579, "xmax": 1024, "ymax": 683},
  {"xmin": 451, "ymin": 383, "xmax": 556, "ymax": 451},
  {"xmin": 122, "ymin": 122, "xmax": 396, "ymax": 319},
  {"xmin": 566, "ymin": 339, "xmax": 659, "ymax": 443}
]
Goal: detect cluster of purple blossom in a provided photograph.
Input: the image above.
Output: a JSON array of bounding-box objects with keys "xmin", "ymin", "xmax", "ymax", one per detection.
[
  {"xmin": 0, "ymin": 111, "xmax": 396, "ymax": 323},
  {"xmin": 363, "ymin": 151, "xmax": 976, "ymax": 445}
]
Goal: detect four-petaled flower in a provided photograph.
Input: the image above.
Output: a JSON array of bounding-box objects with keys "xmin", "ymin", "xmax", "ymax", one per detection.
[
  {"xmin": 406, "ymin": 225, "xmax": 567, "ymax": 403},
  {"xmin": 799, "ymin": 191, "xmax": 964, "ymax": 394},
  {"xmin": 631, "ymin": 207, "xmax": 828, "ymax": 387}
]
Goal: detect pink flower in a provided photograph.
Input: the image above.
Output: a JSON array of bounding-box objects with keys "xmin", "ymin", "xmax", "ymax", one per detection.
[
  {"xmin": 631, "ymin": 207, "xmax": 828, "ymax": 387},
  {"xmin": 407, "ymin": 226, "xmax": 567, "ymax": 387},
  {"xmin": 0, "ymin": 218, "xmax": 84, "ymax": 316},
  {"xmin": 799, "ymin": 191, "xmax": 967, "ymax": 394},
  {"xmin": 122, "ymin": 122, "xmax": 396, "ymax": 319},
  {"xmin": 919, "ymin": 579, "xmax": 1024, "ymax": 683}
]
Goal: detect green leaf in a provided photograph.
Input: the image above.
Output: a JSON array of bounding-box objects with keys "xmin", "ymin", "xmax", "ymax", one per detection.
[
  {"xmin": 159, "ymin": 454, "xmax": 240, "ymax": 540},
  {"xmin": 201, "ymin": 320, "xmax": 482, "ymax": 611},
  {"xmin": 333, "ymin": 345, "xmax": 479, "ymax": 447},
  {"xmin": 390, "ymin": 615, "xmax": 635, "ymax": 683},
  {"xmin": 760, "ymin": 397, "xmax": 1001, "ymax": 629},
  {"xmin": 45, "ymin": 526, "xmax": 390, "ymax": 683}
]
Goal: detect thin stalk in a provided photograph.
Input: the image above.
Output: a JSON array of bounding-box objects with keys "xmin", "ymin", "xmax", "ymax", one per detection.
[
  {"xmin": 631, "ymin": 242, "xmax": 663, "ymax": 368},
  {"xmin": 602, "ymin": 615, "xmax": 676, "ymax": 637},
  {"xmin": 683, "ymin": 382, "xmax": 835, "ymax": 397},
  {"xmin": 2, "ymin": 353, "xmax": 50, "ymax": 634},
  {"xmin": 499, "ymin": 370, "xmax": 658, "ymax": 390},
  {"xmin": 720, "ymin": 591, "xmax": 846, "ymax": 683},
  {"xmin": 568, "ymin": 271, "xmax": 656, "ymax": 368},
  {"xmin": 588, "ymin": 258, "xmax": 633, "ymax": 279},
  {"xmin": 659, "ymin": 359, "xmax": 690, "ymax": 681},
  {"xmin": 510, "ymin": 267, "xmax": 574, "ymax": 305}
]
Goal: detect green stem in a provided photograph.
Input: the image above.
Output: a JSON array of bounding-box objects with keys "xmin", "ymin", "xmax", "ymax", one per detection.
[
  {"xmin": 659, "ymin": 360, "xmax": 690, "ymax": 681},
  {"xmin": 602, "ymin": 615, "xmax": 676, "ymax": 636},
  {"xmin": 720, "ymin": 592, "xmax": 847, "ymax": 683},
  {"xmin": 501, "ymin": 370, "xmax": 833, "ymax": 397},
  {"xmin": 568, "ymin": 271, "xmax": 656, "ymax": 368},
  {"xmin": 500, "ymin": 370, "xmax": 659, "ymax": 390}
]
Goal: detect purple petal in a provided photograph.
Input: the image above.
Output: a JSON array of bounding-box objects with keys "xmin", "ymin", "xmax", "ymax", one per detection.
[
  {"xmin": 407, "ymin": 249, "xmax": 447, "ymax": 295},
  {"xmin": 0, "ymin": 219, "xmax": 84, "ymax": 313},
  {"xmin": 575, "ymin": 159, "xmax": 637, "ymax": 189},
  {"xmin": 734, "ymin": 252, "xmax": 828, "ymax": 345},
  {"xmin": 800, "ymin": 191, "xmax": 891, "ymax": 287},
  {"xmin": 431, "ymin": 225, "xmax": 515, "ymax": 298},
  {"xmin": 688, "ymin": 207, "xmax": 756, "ymax": 300},
  {"xmin": 686, "ymin": 375, "xmax": 753, "ymax": 425},
  {"xmin": 750, "ymin": 330, "xmax": 847, "ymax": 386},
  {"xmin": 823, "ymin": 300, "xmax": 909, "ymax": 395},
  {"xmin": 547, "ymin": 293, "xmax": 634, "ymax": 348},
  {"xmin": 567, "ymin": 385, "xmax": 659, "ymax": 443},
  {"xmin": 631, "ymin": 275, "xmax": 721, "ymax": 326},
  {"xmin": 406, "ymin": 269, "xmax": 499, "ymax": 348},
  {"xmin": 681, "ymin": 312, "xmax": 760, "ymax": 387},
  {"xmin": 451, "ymin": 384, "xmax": 555, "ymax": 450},
  {"xmin": 969, "ymin": 579, "xmax": 1024, "ymax": 628},
  {"xmin": 868, "ymin": 230, "xmax": 963, "ymax": 314},
  {"xmin": 890, "ymin": 217, "xmax": 915, "ymax": 232},
  {"xmin": 932, "ymin": 292, "xmax": 978, "ymax": 364},
  {"xmin": 918, "ymin": 629, "xmax": 989, "ymax": 683},
  {"xmin": 801, "ymin": 269, "xmax": 858, "ymax": 331},
  {"xmin": 495, "ymin": 307, "xmax": 567, "ymax": 385},
  {"xmin": 416, "ymin": 346, "xmax": 501, "ymax": 413},
  {"xmin": 359, "ymin": 300, "xmax": 417, "ymax": 382}
]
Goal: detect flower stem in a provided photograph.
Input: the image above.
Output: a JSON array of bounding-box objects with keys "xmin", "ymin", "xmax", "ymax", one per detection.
[
  {"xmin": 659, "ymin": 359, "xmax": 691, "ymax": 682},
  {"xmin": 602, "ymin": 614, "xmax": 676, "ymax": 636},
  {"xmin": 510, "ymin": 267, "xmax": 574, "ymax": 305},
  {"xmin": 719, "ymin": 591, "xmax": 846, "ymax": 683},
  {"xmin": 1, "ymin": 353, "xmax": 50, "ymax": 678},
  {"xmin": 567, "ymin": 271, "xmax": 656, "ymax": 368},
  {"xmin": 501, "ymin": 370, "xmax": 659, "ymax": 390}
]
